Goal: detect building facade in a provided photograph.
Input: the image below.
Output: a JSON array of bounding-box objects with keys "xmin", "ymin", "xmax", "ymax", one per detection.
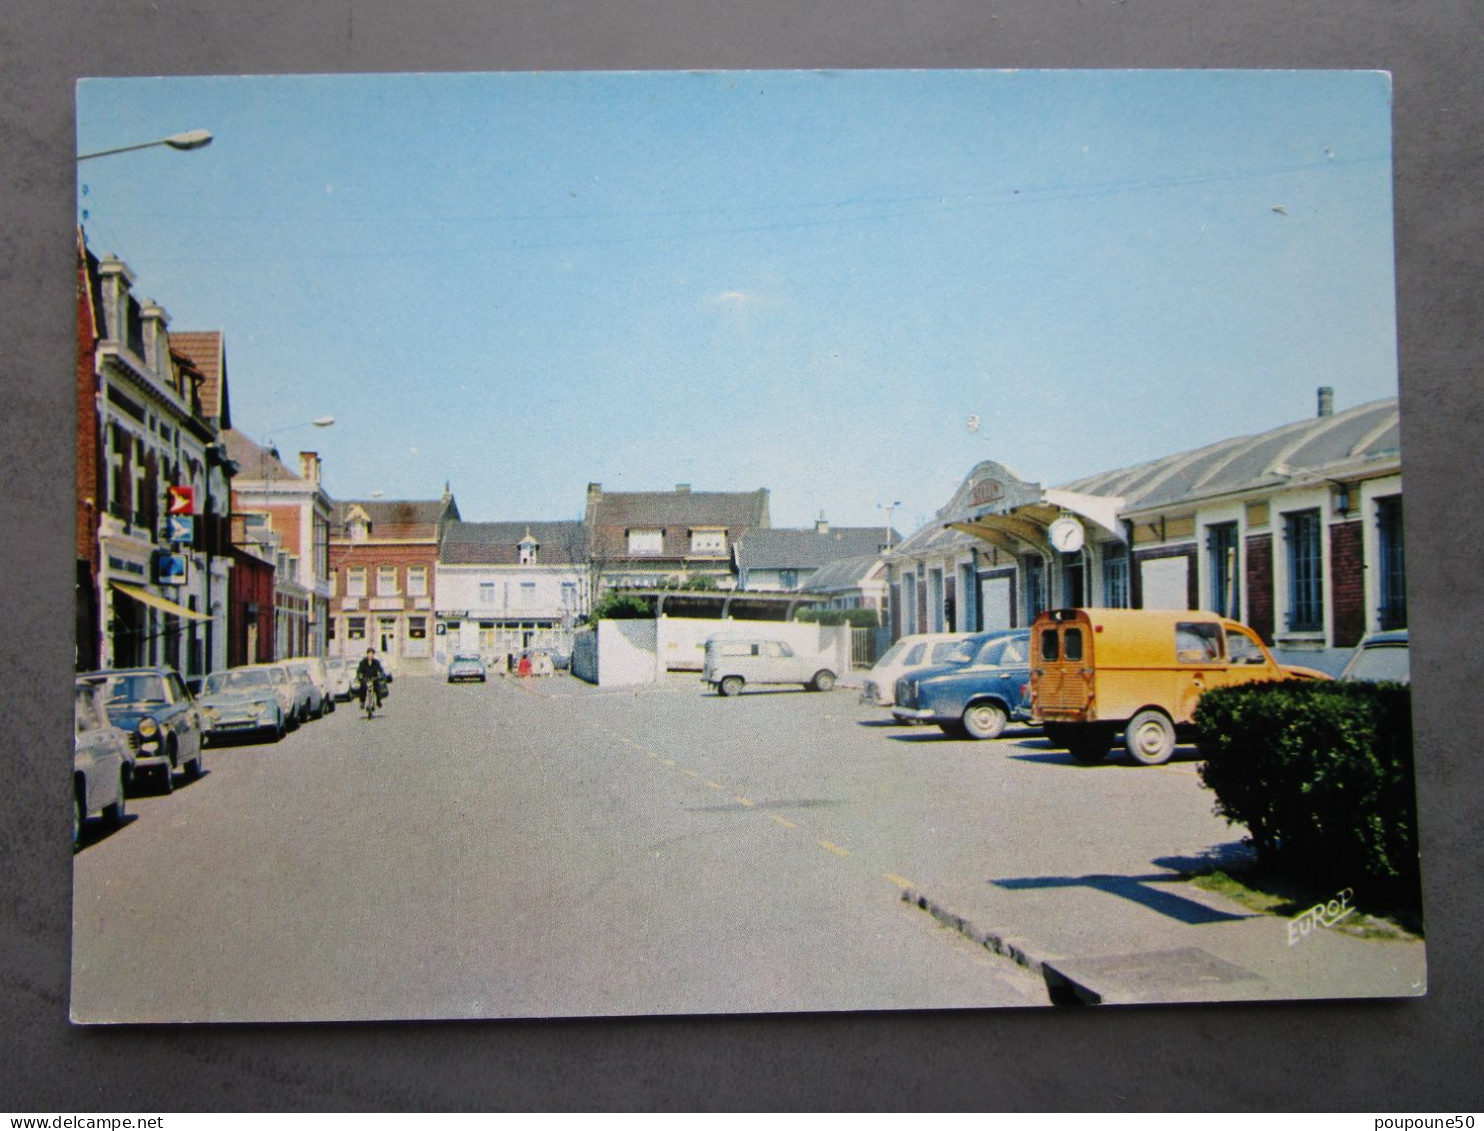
[
  {"xmin": 435, "ymin": 520, "xmax": 587, "ymax": 665},
  {"xmin": 327, "ymin": 492, "xmax": 460, "ymax": 672},
  {"xmin": 733, "ymin": 518, "xmax": 895, "ymax": 592},
  {"xmin": 890, "ymin": 392, "xmax": 1404, "ymax": 674},
  {"xmin": 76, "ymin": 233, "xmax": 230, "ymax": 680},
  {"xmin": 222, "ymin": 431, "xmax": 335, "ymax": 661}
]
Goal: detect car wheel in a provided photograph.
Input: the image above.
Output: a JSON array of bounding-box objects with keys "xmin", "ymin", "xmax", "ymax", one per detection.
[
  {"xmin": 1066, "ymin": 730, "xmax": 1111, "ymax": 765},
  {"xmin": 103, "ymin": 767, "xmax": 127, "ymax": 828},
  {"xmin": 158, "ymin": 764, "xmax": 174, "ymax": 795},
  {"xmin": 72, "ymin": 788, "xmax": 83, "ymax": 849},
  {"xmin": 962, "ymin": 701, "xmax": 1009, "ymax": 740},
  {"xmin": 1124, "ymin": 710, "xmax": 1176, "ymax": 765},
  {"xmin": 810, "ymin": 670, "xmax": 836, "ymax": 692},
  {"xmin": 719, "ymin": 675, "xmax": 744, "ymax": 697},
  {"xmin": 185, "ymin": 746, "xmax": 204, "ymax": 782}
]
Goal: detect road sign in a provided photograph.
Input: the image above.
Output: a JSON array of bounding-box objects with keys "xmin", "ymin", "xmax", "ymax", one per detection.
[
  {"xmin": 167, "ymin": 515, "xmax": 195, "ymax": 545},
  {"xmin": 167, "ymin": 485, "xmax": 195, "ymax": 515},
  {"xmin": 153, "ymin": 549, "xmax": 187, "ymax": 586}
]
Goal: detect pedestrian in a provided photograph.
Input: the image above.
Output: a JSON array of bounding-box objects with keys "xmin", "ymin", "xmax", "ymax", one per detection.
[{"xmin": 517, "ymin": 651, "xmax": 532, "ymax": 679}]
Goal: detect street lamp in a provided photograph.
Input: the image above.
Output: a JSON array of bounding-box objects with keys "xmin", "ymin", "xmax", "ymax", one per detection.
[
  {"xmin": 78, "ymin": 129, "xmax": 213, "ymax": 162},
  {"xmin": 264, "ymin": 417, "xmax": 335, "ymax": 460}
]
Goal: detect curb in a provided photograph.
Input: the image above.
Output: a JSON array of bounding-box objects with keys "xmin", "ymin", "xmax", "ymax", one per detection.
[{"xmin": 899, "ymin": 886, "xmax": 1101, "ymax": 1006}]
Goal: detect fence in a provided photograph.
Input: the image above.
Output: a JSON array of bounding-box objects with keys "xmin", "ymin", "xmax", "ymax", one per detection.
[{"xmin": 850, "ymin": 626, "xmax": 890, "ymax": 669}]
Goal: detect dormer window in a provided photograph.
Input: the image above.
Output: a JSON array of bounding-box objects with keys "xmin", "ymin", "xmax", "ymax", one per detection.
[
  {"xmin": 519, "ymin": 532, "xmax": 539, "ymax": 565},
  {"xmin": 628, "ymin": 529, "xmax": 663, "ymax": 555},
  {"xmin": 690, "ymin": 528, "xmax": 727, "ymax": 555},
  {"xmin": 346, "ymin": 507, "xmax": 372, "ymax": 543}
]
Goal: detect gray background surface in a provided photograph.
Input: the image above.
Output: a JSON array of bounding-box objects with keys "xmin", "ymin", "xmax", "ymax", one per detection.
[{"xmin": 3, "ymin": 0, "xmax": 1481, "ymax": 1111}]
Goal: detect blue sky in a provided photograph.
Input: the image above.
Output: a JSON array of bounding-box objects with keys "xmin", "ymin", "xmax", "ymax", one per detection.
[{"xmin": 76, "ymin": 70, "xmax": 1398, "ymax": 532}]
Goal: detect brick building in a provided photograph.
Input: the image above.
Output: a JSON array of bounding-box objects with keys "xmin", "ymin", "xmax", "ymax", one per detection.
[
  {"xmin": 327, "ymin": 491, "xmax": 460, "ymax": 673},
  {"xmin": 890, "ymin": 390, "xmax": 1404, "ymax": 674}
]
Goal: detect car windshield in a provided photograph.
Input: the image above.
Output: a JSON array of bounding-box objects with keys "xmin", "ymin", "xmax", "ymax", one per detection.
[
  {"xmin": 203, "ymin": 670, "xmax": 273, "ymax": 694},
  {"xmin": 454, "ymin": 655, "xmax": 481, "ymax": 663},
  {"xmin": 1341, "ymin": 644, "xmax": 1411, "ymax": 684},
  {"xmin": 874, "ymin": 642, "xmax": 907, "ymax": 668},
  {"xmin": 104, "ymin": 673, "xmax": 167, "ymax": 704},
  {"xmin": 929, "ymin": 642, "xmax": 964, "ymax": 663}
]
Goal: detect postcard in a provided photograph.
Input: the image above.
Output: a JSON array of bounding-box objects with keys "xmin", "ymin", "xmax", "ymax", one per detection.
[{"xmin": 71, "ymin": 69, "xmax": 1421, "ymax": 1021}]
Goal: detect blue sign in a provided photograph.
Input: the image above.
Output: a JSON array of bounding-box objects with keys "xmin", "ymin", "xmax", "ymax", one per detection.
[
  {"xmin": 167, "ymin": 515, "xmax": 194, "ymax": 545},
  {"xmin": 154, "ymin": 551, "xmax": 188, "ymax": 586}
]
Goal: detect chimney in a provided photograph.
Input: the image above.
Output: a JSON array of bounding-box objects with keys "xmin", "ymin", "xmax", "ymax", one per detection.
[
  {"xmin": 1317, "ymin": 387, "xmax": 1334, "ymax": 418},
  {"xmin": 299, "ymin": 451, "xmax": 321, "ymax": 483},
  {"xmin": 815, "ymin": 512, "xmax": 830, "ymax": 534},
  {"xmin": 675, "ymin": 483, "xmax": 691, "ymax": 494}
]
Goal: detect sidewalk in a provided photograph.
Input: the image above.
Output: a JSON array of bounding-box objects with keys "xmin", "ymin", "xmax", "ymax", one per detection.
[{"xmin": 899, "ymin": 836, "xmax": 1426, "ymax": 1006}]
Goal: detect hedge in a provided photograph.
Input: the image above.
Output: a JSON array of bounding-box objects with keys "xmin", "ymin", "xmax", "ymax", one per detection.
[
  {"xmin": 794, "ymin": 607, "xmax": 880, "ymax": 628},
  {"xmin": 1194, "ymin": 680, "xmax": 1419, "ymax": 905}
]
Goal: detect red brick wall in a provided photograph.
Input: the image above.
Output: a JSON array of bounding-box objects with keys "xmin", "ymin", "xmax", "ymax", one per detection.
[
  {"xmin": 329, "ymin": 542, "xmax": 440, "ymax": 599},
  {"xmin": 229, "ymin": 548, "xmax": 276, "ymax": 665},
  {"xmin": 1329, "ymin": 520, "xmax": 1366, "ymax": 648},
  {"xmin": 1245, "ymin": 533, "xmax": 1274, "ymax": 644}
]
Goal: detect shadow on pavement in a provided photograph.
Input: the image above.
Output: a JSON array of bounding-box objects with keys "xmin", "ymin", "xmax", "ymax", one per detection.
[{"xmin": 991, "ymin": 871, "xmax": 1258, "ymax": 924}]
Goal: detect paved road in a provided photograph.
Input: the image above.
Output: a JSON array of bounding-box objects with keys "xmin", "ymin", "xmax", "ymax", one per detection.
[{"xmin": 73, "ymin": 674, "xmax": 1058, "ymax": 1022}]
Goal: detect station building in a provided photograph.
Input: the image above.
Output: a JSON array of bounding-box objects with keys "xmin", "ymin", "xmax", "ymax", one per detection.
[{"xmin": 887, "ymin": 391, "xmax": 1403, "ymax": 674}]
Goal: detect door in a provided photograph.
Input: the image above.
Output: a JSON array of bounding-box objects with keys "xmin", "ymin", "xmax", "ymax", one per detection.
[
  {"xmin": 1034, "ymin": 618, "xmax": 1094, "ymax": 717},
  {"xmin": 378, "ymin": 616, "xmax": 399, "ymax": 663},
  {"xmin": 981, "ymin": 576, "xmax": 1012, "ymax": 632}
]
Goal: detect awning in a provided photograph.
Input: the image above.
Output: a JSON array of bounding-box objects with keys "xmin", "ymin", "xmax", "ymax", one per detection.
[
  {"xmin": 111, "ymin": 582, "xmax": 212, "ymax": 622},
  {"xmin": 946, "ymin": 490, "xmax": 1128, "ymax": 551}
]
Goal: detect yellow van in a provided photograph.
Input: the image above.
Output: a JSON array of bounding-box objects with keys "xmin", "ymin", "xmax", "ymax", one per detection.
[{"xmin": 1030, "ymin": 608, "xmax": 1328, "ymax": 766}]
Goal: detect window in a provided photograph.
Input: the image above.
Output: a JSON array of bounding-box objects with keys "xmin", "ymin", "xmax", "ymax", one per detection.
[
  {"xmin": 690, "ymin": 529, "xmax": 727, "ymax": 555},
  {"xmin": 407, "ymin": 565, "xmax": 428, "ymax": 597},
  {"xmin": 378, "ymin": 565, "xmax": 399, "ymax": 595},
  {"xmin": 1284, "ymin": 510, "xmax": 1324, "ymax": 632},
  {"xmin": 1040, "ymin": 629, "xmax": 1059, "ymax": 661},
  {"xmin": 348, "ymin": 616, "xmax": 366, "ymax": 640},
  {"xmin": 1103, "ymin": 546, "xmax": 1129, "ymax": 608},
  {"xmin": 1207, "ymin": 522, "xmax": 1240, "ymax": 618},
  {"xmin": 519, "ymin": 538, "xmax": 538, "ymax": 566},
  {"xmin": 347, "ymin": 567, "xmax": 367, "ymax": 597},
  {"xmin": 561, "ymin": 582, "xmax": 578, "ymax": 609},
  {"xmin": 1377, "ymin": 496, "xmax": 1406, "ymax": 630},
  {"xmin": 479, "ymin": 582, "xmax": 496, "ymax": 607},
  {"xmin": 1227, "ymin": 630, "xmax": 1266, "ymax": 665},
  {"xmin": 1025, "ymin": 555, "xmax": 1046, "ymax": 622},
  {"xmin": 519, "ymin": 582, "xmax": 537, "ymax": 608},
  {"xmin": 408, "ymin": 617, "xmax": 427, "ymax": 640},
  {"xmin": 1176, "ymin": 622, "xmax": 1223, "ymax": 662},
  {"xmin": 628, "ymin": 529, "xmax": 663, "ymax": 555},
  {"xmin": 1063, "ymin": 628, "xmax": 1083, "ymax": 662},
  {"xmin": 779, "ymin": 569, "xmax": 799, "ymax": 590},
  {"xmin": 1061, "ymin": 553, "xmax": 1084, "ymax": 608}
]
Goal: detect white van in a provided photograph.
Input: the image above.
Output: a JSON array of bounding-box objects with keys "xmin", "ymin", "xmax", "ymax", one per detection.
[{"xmin": 702, "ymin": 637, "xmax": 838, "ymax": 697}]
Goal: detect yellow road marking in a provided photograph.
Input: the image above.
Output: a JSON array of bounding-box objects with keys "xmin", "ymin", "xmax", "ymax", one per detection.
[
  {"xmin": 705, "ymin": 780, "xmax": 723, "ymax": 790},
  {"xmin": 682, "ymin": 768, "xmax": 699, "ymax": 778},
  {"xmin": 736, "ymin": 796, "xmax": 756, "ymax": 808},
  {"xmin": 770, "ymin": 815, "xmax": 794, "ymax": 828},
  {"xmin": 883, "ymin": 873, "xmax": 916, "ymax": 890},
  {"xmin": 662, "ymin": 758, "xmax": 677, "ymax": 767},
  {"xmin": 818, "ymin": 839, "xmax": 851, "ymax": 857}
]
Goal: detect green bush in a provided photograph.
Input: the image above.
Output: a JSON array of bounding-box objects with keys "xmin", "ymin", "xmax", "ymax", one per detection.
[
  {"xmin": 589, "ymin": 592, "xmax": 655, "ymax": 620},
  {"xmin": 795, "ymin": 607, "xmax": 879, "ymax": 628},
  {"xmin": 1194, "ymin": 680, "xmax": 1419, "ymax": 905}
]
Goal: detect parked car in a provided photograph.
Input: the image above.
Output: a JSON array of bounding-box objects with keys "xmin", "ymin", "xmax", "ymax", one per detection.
[
  {"xmin": 447, "ymin": 654, "xmax": 488, "ymax": 683},
  {"xmin": 286, "ymin": 656, "xmax": 333, "ymax": 718},
  {"xmin": 90, "ymin": 667, "xmax": 204, "ymax": 793},
  {"xmin": 197, "ymin": 667, "xmax": 289, "ymax": 744},
  {"xmin": 323, "ymin": 656, "xmax": 356, "ymax": 701},
  {"xmin": 892, "ymin": 630, "xmax": 1032, "ymax": 739},
  {"xmin": 702, "ymin": 636, "xmax": 837, "ymax": 696},
  {"xmin": 279, "ymin": 662, "xmax": 322, "ymax": 724},
  {"xmin": 1031, "ymin": 608, "xmax": 1330, "ymax": 766},
  {"xmin": 1338, "ymin": 629, "xmax": 1410, "ymax": 684},
  {"xmin": 73, "ymin": 678, "xmax": 130, "ymax": 846},
  {"xmin": 233, "ymin": 663, "xmax": 299, "ymax": 727},
  {"xmin": 860, "ymin": 632, "xmax": 973, "ymax": 710}
]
